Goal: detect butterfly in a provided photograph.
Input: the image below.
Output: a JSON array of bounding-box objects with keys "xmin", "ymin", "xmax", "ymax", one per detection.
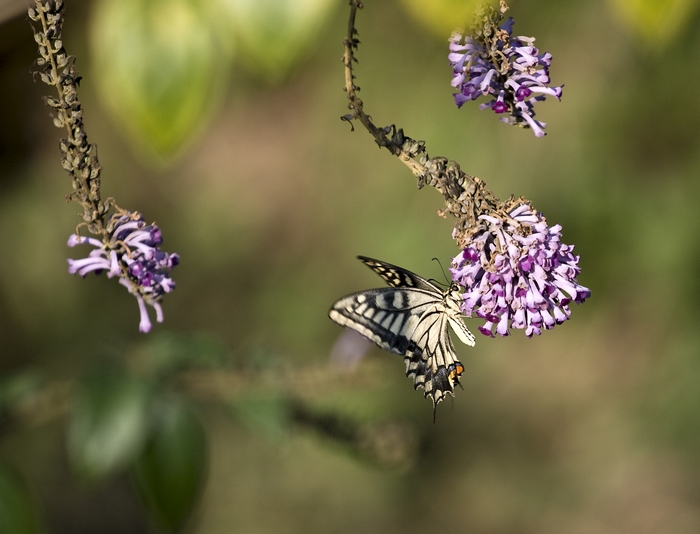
[{"xmin": 329, "ymin": 256, "xmax": 475, "ymax": 414}]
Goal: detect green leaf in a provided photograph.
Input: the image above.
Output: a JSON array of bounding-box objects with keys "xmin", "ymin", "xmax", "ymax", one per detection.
[
  {"xmin": 0, "ymin": 465, "xmax": 40, "ymax": 534},
  {"xmin": 217, "ymin": 0, "xmax": 337, "ymax": 84},
  {"xmin": 68, "ymin": 371, "xmax": 152, "ymax": 479},
  {"xmin": 89, "ymin": 0, "xmax": 228, "ymax": 162},
  {"xmin": 133, "ymin": 399, "xmax": 207, "ymax": 532}
]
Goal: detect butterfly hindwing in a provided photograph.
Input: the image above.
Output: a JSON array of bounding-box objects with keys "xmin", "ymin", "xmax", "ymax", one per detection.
[{"xmin": 329, "ymin": 256, "xmax": 475, "ymax": 412}]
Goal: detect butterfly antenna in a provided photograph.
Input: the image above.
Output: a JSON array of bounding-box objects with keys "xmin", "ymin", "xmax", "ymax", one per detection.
[{"xmin": 431, "ymin": 257, "xmax": 450, "ymax": 285}]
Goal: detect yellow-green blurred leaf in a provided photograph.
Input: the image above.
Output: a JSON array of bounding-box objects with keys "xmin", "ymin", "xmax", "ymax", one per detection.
[
  {"xmin": 89, "ymin": 0, "xmax": 228, "ymax": 162},
  {"xmin": 0, "ymin": 465, "xmax": 40, "ymax": 534},
  {"xmin": 397, "ymin": 0, "xmax": 492, "ymax": 37},
  {"xmin": 216, "ymin": 0, "xmax": 337, "ymax": 84},
  {"xmin": 608, "ymin": 0, "xmax": 700, "ymax": 48},
  {"xmin": 68, "ymin": 371, "xmax": 152, "ymax": 479},
  {"xmin": 133, "ymin": 400, "xmax": 207, "ymax": 531}
]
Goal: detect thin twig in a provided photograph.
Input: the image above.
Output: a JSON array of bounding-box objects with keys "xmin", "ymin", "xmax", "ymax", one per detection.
[
  {"xmin": 341, "ymin": 0, "xmax": 425, "ymax": 177},
  {"xmin": 340, "ymin": 0, "xmax": 508, "ymax": 247}
]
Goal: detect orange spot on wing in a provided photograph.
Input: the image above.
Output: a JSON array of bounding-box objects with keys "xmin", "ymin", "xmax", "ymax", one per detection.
[{"xmin": 449, "ymin": 364, "xmax": 464, "ymax": 381}]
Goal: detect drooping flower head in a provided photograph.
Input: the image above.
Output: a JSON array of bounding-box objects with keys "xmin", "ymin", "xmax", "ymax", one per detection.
[
  {"xmin": 67, "ymin": 211, "xmax": 179, "ymax": 333},
  {"xmin": 448, "ymin": 3, "xmax": 562, "ymax": 137},
  {"xmin": 450, "ymin": 202, "xmax": 589, "ymax": 337}
]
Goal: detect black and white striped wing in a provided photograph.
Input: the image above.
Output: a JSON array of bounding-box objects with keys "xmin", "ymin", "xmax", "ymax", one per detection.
[
  {"xmin": 356, "ymin": 255, "xmax": 442, "ymax": 292},
  {"xmin": 329, "ymin": 257, "xmax": 475, "ymax": 410}
]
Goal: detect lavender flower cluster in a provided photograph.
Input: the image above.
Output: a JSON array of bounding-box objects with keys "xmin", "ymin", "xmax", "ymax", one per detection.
[
  {"xmin": 450, "ymin": 203, "xmax": 590, "ymax": 337},
  {"xmin": 67, "ymin": 212, "xmax": 179, "ymax": 333},
  {"xmin": 448, "ymin": 17, "xmax": 562, "ymax": 137}
]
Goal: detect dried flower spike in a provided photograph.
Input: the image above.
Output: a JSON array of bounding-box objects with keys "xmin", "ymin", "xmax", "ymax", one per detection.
[
  {"xmin": 448, "ymin": 3, "xmax": 562, "ymax": 136},
  {"xmin": 29, "ymin": 0, "xmax": 179, "ymax": 332}
]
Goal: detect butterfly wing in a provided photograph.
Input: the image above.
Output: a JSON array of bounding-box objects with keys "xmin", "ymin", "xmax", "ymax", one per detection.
[
  {"xmin": 329, "ymin": 286, "xmax": 442, "ymax": 357},
  {"xmin": 357, "ymin": 256, "xmax": 443, "ymax": 292},
  {"xmin": 401, "ymin": 302, "xmax": 466, "ymax": 408},
  {"xmin": 329, "ymin": 257, "xmax": 473, "ymax": 411}
]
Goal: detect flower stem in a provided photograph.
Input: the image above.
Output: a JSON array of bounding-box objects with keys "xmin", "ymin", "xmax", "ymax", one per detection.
[
  {"xmin": 341, "ymin": 0, "xmax": 505, "ymax": 247},
  {"xmin": 29, "ymin": 0, "xmax": 109, "ymax": 236}
]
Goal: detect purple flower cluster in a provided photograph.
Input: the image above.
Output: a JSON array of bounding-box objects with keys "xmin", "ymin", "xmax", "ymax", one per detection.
[
  {"xmin": 448, "ymin": 18, "xmax": 562, "ymax": 137},
  {"xmin": 450, "ymin": 203, "xmax": 590, "ymax": 337},
  {"xmin": 67, "ymin": 213, "xmax": 179, "ymax": 333}
]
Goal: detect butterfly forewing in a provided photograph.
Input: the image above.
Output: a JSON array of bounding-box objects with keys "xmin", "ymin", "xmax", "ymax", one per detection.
[
  {"xmin": 357, "ymin": 256, "xmax": 443, "ymax": 292},
  {"xmin": 329, "ymin": 256, "xmax": 475, "ymax": 412}
]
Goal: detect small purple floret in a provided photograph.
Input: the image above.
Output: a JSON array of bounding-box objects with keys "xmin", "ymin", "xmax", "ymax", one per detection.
[
  {"xmin": 67, "ymin": 213, "xmax": 179, "ymax": 333},
  {"xmin": 450, "ymin": 204, "xmax": 590, "ymax": 337},
  {"xmin": 448, "ymin": 18, "xmax": 562, "ymax": 136}
]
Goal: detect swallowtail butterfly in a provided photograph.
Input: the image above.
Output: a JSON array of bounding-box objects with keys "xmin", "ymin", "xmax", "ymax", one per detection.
[{"xmin": 329, "ymin": 256, "xmax": 475, "ymax": 413}]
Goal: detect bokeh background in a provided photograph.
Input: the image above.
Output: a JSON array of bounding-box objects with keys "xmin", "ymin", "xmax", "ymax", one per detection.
[{"xmin": 2, "ymin": 0, "xmax": 700, "ymax": 532}]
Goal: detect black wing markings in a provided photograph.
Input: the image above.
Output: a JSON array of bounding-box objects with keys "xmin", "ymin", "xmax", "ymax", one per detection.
[{"xmin": 329, "ymin": 256, "xmax": 473, "ymax": 415}]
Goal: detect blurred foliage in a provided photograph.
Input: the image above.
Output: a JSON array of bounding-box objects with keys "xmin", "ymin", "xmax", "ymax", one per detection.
[
  {"xmin": 397, "ymin": 0, "xmax": 489, "ymax": 35},
  {"xmin": 132, "ymin": 398, "xmax": 207, "ymax": 532},
  {"xmin": 2, "ymin": 0, "xmax": 700, "ymax": 533},
  {"xmin": 231, "ymin": 393, "xmax": 292, "ymax": 441},
  {"xmin": 88, "ymin": 0, "xmax": 338, "ymax": 163},
  {"xmin": 0, "ymin": 372, "xmax": 43, "ymax": 412},
  {"xmin": 68, "ymin": 369, "xmax": 153, "ymax": 479},
  {"xmin": 89, "ymin": 0, "xmax": 229, "ymax": 161},
  {"xmin": 0, "ymin": 464, "xmax": 40, "ymax": 534},
  {"xmin": 607, "ymin": 0, "xmax": 700, "ymax": 48},
  {"xmin": 218, "ymin": 0, "xmax": 338, "ymax": 84},
  {"xmin": 130, "ymin": 332, "xmax": 229, "ymax": 378}
]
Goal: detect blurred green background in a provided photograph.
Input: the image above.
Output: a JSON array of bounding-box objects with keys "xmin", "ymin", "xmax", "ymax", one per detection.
[{"xmin": 2, "ymin": 0, "xmax": 700, "ymax": 532}]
